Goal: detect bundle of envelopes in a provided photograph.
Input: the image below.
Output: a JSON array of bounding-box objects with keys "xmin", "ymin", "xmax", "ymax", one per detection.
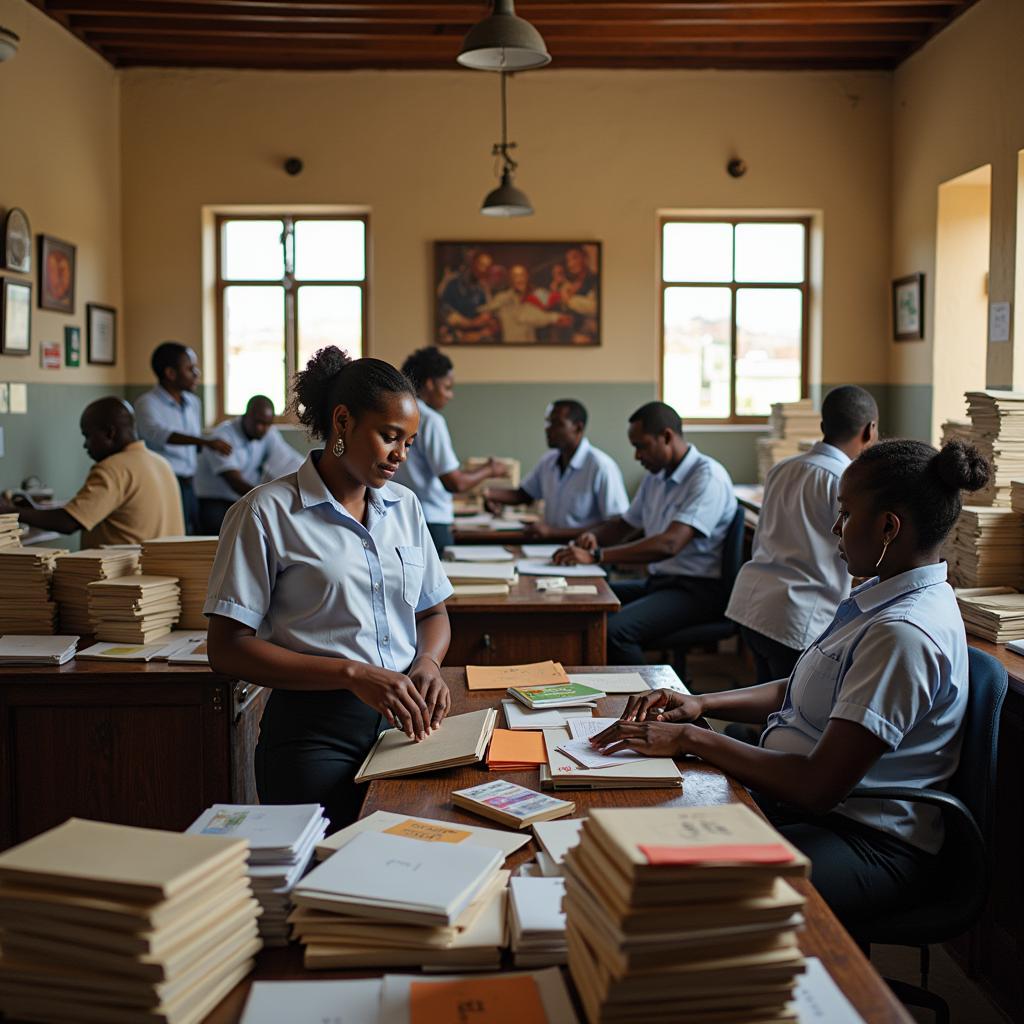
[
  {"xmin": 0, "ymin": 513, "xmax": 21, "ymax": 550},
  {"xmin": 0, "ymin": 546, "xmax": 67, "ymax": 634},
  {"xmin": 509, "ymin": 876, "xmax": 568, "ymax": 967},
  {"xmin": 966, "ymin": 390, "xmax": 1024, "ymax": 506},
  {"xmin": 955, "ymin": 587, "xmax": 1024, "ymax": 643},
  {"xmin": 141, "ymin": 537, "xmax": 219, "ymax": 629},
  {"xmin": 290, "ymin": 830, "xmax": 508, "ymax": 970},
  {"xmin": 186, "ymin": 804, "xmax": 327, "ymax": 947},
  {"xmin": 564, "ymin": 805, "xmax": 808, "ymax": 1024},
  {"xmin": 52, "ymin": 547, "xmax": 141, "ymax": 633},
  {"xmin": 948, "ymin": 505, "xmax": 1024, "ymax": 587},
  {"xmin": 0, "ymin": 817, "xmax": 261, "ymax": 1024},
  {"xmin": 88, "ymin": 575, "xmax": 181, "ymax": 644}
]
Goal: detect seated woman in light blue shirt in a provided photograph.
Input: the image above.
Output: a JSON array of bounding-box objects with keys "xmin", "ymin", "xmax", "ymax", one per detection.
[
  {"xmin": 205, "ymin": 347, "xmax": 454, "ymax": 830},
  {"xmin": 591, "ymin": 438, "xmax": 990, "ymax": 928}
]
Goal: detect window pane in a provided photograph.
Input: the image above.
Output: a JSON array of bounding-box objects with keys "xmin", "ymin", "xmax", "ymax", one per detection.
[
  {"xmin": 295, "ymin": 220, "xmax": 365, "ymax": 281},
  {"xmin": 663, "ymin": 286, "xmax": 732, "ymax": 419},
  {"xmin": 662, "ymin": 223, "xmax": 733, "ymax": 283},
  {"xmin": 735, "ymin": 223, "xmax": 805, "ymax": 283},
  {"xmin": 297, "ymin": 286, "xmax": 363, "ymax": 367},
  {"xmin": 224, "ymin": 286, "xmax": 286, "ymax": 415},
  {"xmin": 222, "ymin": 220, "xmax": 284, "ymax": 281},
  {"xmin": 735, "ymin": 288, "xmax": 803, "ymax": 417}
]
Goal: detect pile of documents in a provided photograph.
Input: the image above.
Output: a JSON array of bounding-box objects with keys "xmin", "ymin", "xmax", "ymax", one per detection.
[
  {"xmin": 443, "ymin": 560, "xmax": 518, "ymax": 587},
  {"xmin": 564, "ymin": 805, "xmax": 808, "ymax": 1024},
  {"xmin": 941, "ymin": 418, "xmax": 975, "ymax": 448},
  {"xmin": 88, "ymin": 575, "xmax": 181, "ymax": 644},
  {"xmin": 0, "ymin": 634, "xmax": 78, "ymax": 666},
  {"xmin": 141, "ymin": 537, "xmax": 219, "ymax": 629},
  {"xmin": 0, "ymin": 817, "xmax": 261, "ymax": 1024},
  {"xmin": 443, "ymin": 544, "xmax": 514, "ymax": 562},
  {"xmin": 509, "ymin": 680, "xmax": 605, "ymax": 710},
  {"xmin": 532, "ymin": 819, "xmax": 585, "ymax": 877},
  {"xmin": 965, "ymin": 390, "xmax": 1024, "ymax": 506},
  {"xmin": 0, "ymin": 513, "xmax": 20, "ymax": 550},
  {"xmin": 756, "ymin": 399, "xmax": 821, "ymax": 482},
  {"xmin": 186, "ymin": 804, "xmax": 327, "ymax": 947},
  {"xmin": 541, "ymin": 725, "xmax": 683, "ymax": 791},
  {"xmin": 1012, "ymin": 479, "xmax": 1024, "ymax": 515},
  {"xmin": 290, "ymin": 829, "xmax": 508, "ymax": 969},
  {"xmin": 509, "ymin": 876, "xmax": 568, "ymax": 967},
  {"xmin": 453, "ymin": 511, "xmax": 528, "ymax": 533},
  {"xmin": 956, "ymin": 587, "xmax": 1024, "ymax": 643},
  {"xmin": 77, "ymin": 631, "xmax": 205, "ymax": 663},
  {"xmin": 52, "ymin": 547, "xmax": 141, "ymax": 634},
  {"xmin": 452, "ymin": 780, "xmax": 575, "ymax": 829},
  {"xmin": 503, "ymin": 699, "xmax": 594, "ymax": 730},
  {"xmin": 948, "ymin": 505, "xmax": 1024, "ymax": 587},
  {"xmin": 0, "ymin": 546, "xmax": 67, "ymax": 634},
  {"xmin": 486, "ymin": 728, "xmax": 548, "ymax": 771}
]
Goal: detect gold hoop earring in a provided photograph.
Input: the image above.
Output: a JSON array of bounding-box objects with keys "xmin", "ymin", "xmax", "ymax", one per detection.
[
  {"xmin": 332, "ymin": 437, "xmax": 346, "ymax": 458},
  {"xmin": 874, "ymin": 536, "xmax": 891, "ymax": 570}
]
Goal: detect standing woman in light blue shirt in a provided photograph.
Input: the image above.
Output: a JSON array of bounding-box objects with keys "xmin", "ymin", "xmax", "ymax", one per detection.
[
  {"xmin": 591, "ymin": 439, "xmax": 990, "ymax": 928},
  {"xmin": 394, "ymin": 346, "xmax": 508, "ymax": 552},
  {"xmin": 205, "ymin": 347, "xmax": 454, "ymax": 830}
]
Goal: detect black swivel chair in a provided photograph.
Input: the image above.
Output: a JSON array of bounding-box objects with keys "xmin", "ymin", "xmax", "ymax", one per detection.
[
  {"xmin": 848, "ymin": 646, "xmax": 1008, "ymax": 1024},
  {"xmin": 659, "ymin": 504, "xmax": 748, "ymax": 681}
]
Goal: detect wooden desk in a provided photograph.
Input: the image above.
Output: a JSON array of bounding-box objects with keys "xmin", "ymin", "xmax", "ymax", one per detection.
[
  {"xmin": 452, "ymin": 526, "xmax": 530, "ymax": 546},
  {"xmin": 446, "ymin": 550, "xmax": 619, "ymax": 666},
  {"xmin": 0, "ymin": 660, "xmax": 266, "ymax": 850},
  {"xmin": 203, "ymin": 665, "xmax": 910, "ymax": 1024}
]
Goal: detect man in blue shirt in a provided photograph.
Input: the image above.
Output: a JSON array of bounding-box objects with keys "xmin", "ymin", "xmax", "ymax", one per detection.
[
  {"xmin": 135, "ymin": 341, "xmax": 231, "ymax": 534},
  {"xmin": 555, "ymin": 401, "xmax": 737, "ymax": 665}
]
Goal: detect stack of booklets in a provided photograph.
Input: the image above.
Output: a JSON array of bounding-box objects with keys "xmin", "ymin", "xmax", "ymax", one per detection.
[
  {"xmin": 485, "ymin": 729, "xmax": 548, "ymax": 771},
  {"xmin": 541, "ymin": 727, "xmax": 683, "ymax": 790},
  {"xmin": 0, "ymin": 634, "xmax": 79, "ymax": 666},
  {"xmin": 141, "ymin": 537, "xmax": 219, "ymax": 630},
  {"xmin": 452, "ymin": 780, "xmax": 575, "ymax": 829},
  {"xmin": 0, "ymin": 817, "xmax": 261, "ymax": 1024},
  {"xmin": 88, "ymin": 575, "xmax": 181, "ymax": 644},
  {"xmin": 966, "ymin": 390, "xmax": 1024, "ymax": 506},
  {"xmin": 77, "ymin": 631, "xmax": 206, "ymax": 663},
  {"xmin": 354, "ymin": 708, "xmax": 497, "ymax": 782},
  {"xmin": 948, "ymin": 505, "xmax": 1024, "ymax": 587},
  {"xmin": 941, "ymin": 418, "xmax": 975, "ymax": 448},
  {"xmin": 503, "ymin": 699, "xmax": 595, "ymax": 730},
  {"xmin": 564, "ymin": 805, "xmax": 808, "ymax": 1024},
  {"xmin": 510, "ymin": 680, "xmax": 605, "ymax": 710},
  {"xmin": 290, "ymin": 831, "xmax": 508, "ymax": 969},
  {"xmin": 755, "ymin": 400, "xmax": 820, "ymax": 482},
  {"xmin": 52, "ymin": 547, "xmax": 141, "ymax": 634},
  {"xmin": 0, "ymin": 546, "xmax": 67, "ymax": 634},
  {"xmin": 956, "ymin": 587, "xmax": 1024, "ymax": 642},
  {"xmin": 509, "ymin": 876, "xmax": 567, "ymax": 967},
  {"xmin": 0, "ymin": 513, "xmax": 21, "ymax": 550},
  {"xmin": 186, "ymin": 804, "xmax": 327, "ymax": 947},
  {"xmin": 532, "ymin": 819, "xmax": 586, "ymax": 877},
  {"xmin": 443, "ymin": 561, "xmax": 518, "ymax": 586}
]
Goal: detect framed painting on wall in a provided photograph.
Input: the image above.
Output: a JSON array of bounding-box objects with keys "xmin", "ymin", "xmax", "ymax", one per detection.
[
  {"xmin": 38, "ymin": 234, "xmax": 76, "ymax": 313},
  {"xmin": 86, "ymin": 303, "xmax": 116, "ymax": 365},
  {"xmin": 434, "ymin": 241, "xmax": 601, "ymax": 346},
  {"xmin": 0, "ymin": 278, "xmax": 31, "ymax": 355},
  {"xmin": 1, "ymin": 208, "xmax": 31, "ymax": 273},
  {"xmin": 892, "ymin": 273, "xmax": 924, "ymax": 341}
]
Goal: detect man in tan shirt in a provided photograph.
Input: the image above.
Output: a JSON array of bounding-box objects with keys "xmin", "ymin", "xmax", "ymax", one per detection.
[{"xmin": 0, "ymin": 397, "xmax": 184, "ymax": 546}]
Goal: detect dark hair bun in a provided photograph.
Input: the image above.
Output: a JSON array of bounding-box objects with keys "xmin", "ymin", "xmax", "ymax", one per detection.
[
  {"xmin": 303, "ymin": 346, "xmax": 353, "ymax": 381},
  {"xmin": 932, "ymin": 439, "xmax": 991, "ymax": 493}
]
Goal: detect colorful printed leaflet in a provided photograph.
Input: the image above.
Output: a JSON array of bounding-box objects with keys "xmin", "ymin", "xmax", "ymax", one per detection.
[{"xmin": 452, "ymin": 780, "xmax": 575, "ymax": 830}]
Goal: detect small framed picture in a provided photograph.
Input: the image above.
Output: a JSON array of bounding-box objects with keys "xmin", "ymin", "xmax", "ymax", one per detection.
[
  {"xmin": 1, "ymin": 277, "xmax": 32, "ymax": 355},
  {"xmin": 40, "ymin": 340, "xmax": 62, "ymax": 370},
  {"xmin": 1, "ymin": 208, "xmax": 32, "ymax": 273},
  {"xmin": 38, "ymin": 234, "xmax": 76, "ymax": 313},
  {"xmin": 64, "ymin": 325, "xmax": 81, "ymax": 367},
  {"xmin": 892, "ymin": 273, "xmax": 925, "ymax": 341},
  {"xmin": 86, "ymin": 303, "xmax": 116, "ymax": 365}
]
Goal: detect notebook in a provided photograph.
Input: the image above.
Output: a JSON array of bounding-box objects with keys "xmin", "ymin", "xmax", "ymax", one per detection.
[{"xmin": 467, "ymin": 661, "xmax": 569, "ymax": 691}]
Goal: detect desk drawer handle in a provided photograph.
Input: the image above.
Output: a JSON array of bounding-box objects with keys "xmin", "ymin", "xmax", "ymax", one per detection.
[{"xmin": 483, "ymin": 633, "xmax": 493, "ymax": 651}]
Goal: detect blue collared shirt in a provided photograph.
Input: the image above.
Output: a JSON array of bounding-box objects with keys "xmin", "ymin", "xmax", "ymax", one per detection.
[
  {"xmin": 203, "ymin": 451, "xmax": 453, "ymax": 674},
  {"xmin": 622, "ymin": 444, "xmax": 737, "ymax": 578},
  {"xmin": 727, "ymin": 442, "xmax": 852, "ymax": 650},
  {"xmin": 520, "ymin": 438, "xmax": 629, "ymax": 529},
  {"xmin": 134, "ymin": 386, "xmax": 202, "ymax": 478},
  {"xmin": 760, "ymin": 562, "xmax": 967, "ymax": 853},
  {"xmin": 393, "ymin": 398, "xmax": 460, "ymax": 525},
  {"xmin": 195, "ymin": 418, "xmax": 302, "ymax": 502}
]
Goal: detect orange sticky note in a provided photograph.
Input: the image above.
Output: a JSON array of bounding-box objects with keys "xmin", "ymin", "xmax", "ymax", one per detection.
[
  {"xmin": 640, "ymin": 843, "xmax": 796, "ymax": 865},
  {"xmin": 409, "ymin": 976, "xmax": 547, "ymax": 1024},
  {"xmin": 486, "ymin": 729, "xmax": 547, "ymax": 767},
  {"xmin": 383, "ymin": 819, "xmax": 473, "ymax": 844}
]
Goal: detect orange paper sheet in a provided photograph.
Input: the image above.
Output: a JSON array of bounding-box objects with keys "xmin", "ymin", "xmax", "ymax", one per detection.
[
  {"xmin": 466, "ymin": 661, "xmax": 569, "ymax": 691},
  {"xmin": 640, "ymin": 843, "xmax": 796, "ymax": 865},
  {"xmin": 409, "ymin": 975, "xmax": 547, "ymax": 1023},
  {"xmin": 486, "ymin": 729, "xmax": 547, "ymax": 769}
]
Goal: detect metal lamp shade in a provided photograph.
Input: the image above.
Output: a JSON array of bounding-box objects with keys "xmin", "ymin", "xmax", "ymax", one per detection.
[
  {"xmin": 481, "ymin": 170, "xmax": 534, "ymax": 217},
  {"xmin": 457, "ymin": 0, "xmax": 551, "ymax": 71}
]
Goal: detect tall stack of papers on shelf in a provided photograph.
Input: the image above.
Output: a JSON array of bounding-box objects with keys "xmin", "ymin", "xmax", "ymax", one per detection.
[
  {"xmin": 186, "ymin": 804, "xmax": 327, "ymax": 947},
  {"xmin": 290, "ymin": 831, "xmax": 507, "ymax": 969},
  {"xmin": 0, "ymin": 634, "xmax": 79, "ymax": 666},
  {"xmin": 1012, "ymin": 480, "xmax": 1024, "ymax": 515},
  {"xmin": 564, "ymin": 805, "xmax": 808, "ymax": 1024},
  {"xmin": 141, "ymin": 537, "xmax": 219, "ymax": 629},
  {"xmin": 0, "ymin": 514, "xmax": 21, "ymax": 550},
  {"xmin": 955, "ymin": 587, "xmax": 1024, "ymax": 642},
  {"xmin": 949, "ymin": 506, "xmax": 1024, "ymax": 587},
  {"xmin": 88, "ymin": 575, "xmax": 181, "ymax": 643},
  {"xmin": 755, "ymin": 400, "xmax": 821, "ymax": 483},
  {"xmin": 541, "ymin": 728, "xmax": 683, "ymax": 791},
  {"xmin": 941, "ymin": 418, "xmax": 975, "ymax": 448},
  {"xmin": 0, "ymin": 546, "xmax": 67, "ymax": 634},
  {"xmin": 443, "ymin": 561, "xmax": 518, "ymax": 585},
  {"xmin": 52, "ymin": 547, "xmax": 141, "ymax": 633},
  {"xmin": 0, "ymin": 818, "xmax": 260, "ymax": 1024},
  {"xmin": 509, "ymin": 877, "xmax": 567, "ymax": 967},
  {"xmin": 965, "ymin": 390, "xmax": 1024, "ymax": 506}
]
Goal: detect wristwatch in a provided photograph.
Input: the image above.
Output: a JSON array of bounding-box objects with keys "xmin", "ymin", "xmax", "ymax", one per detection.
[{"xmin": 592, "ymin": 546, "xmax": 602, "ymax": 565}]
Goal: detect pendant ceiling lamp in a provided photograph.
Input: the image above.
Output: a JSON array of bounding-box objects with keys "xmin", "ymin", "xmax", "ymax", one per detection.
[
  {"xmin": 457, "ymin": 0, "xmax": 550, "ymax": 72},
  {"xmin": 481, "ymin": 73, "xmax": 532, "ymax": 217}
]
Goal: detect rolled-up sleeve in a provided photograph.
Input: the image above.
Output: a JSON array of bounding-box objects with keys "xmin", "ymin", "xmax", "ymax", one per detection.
[
  {"xmin": 415, "ymin": 500, "xmax": 454, "ymax": 611},
  {"xmin": 596, "ymin": 463, "xmax": 629, "ymax": 519},
  {"xmin": 203, "ymin": 501, "xmax": 275, "ymax": 630},
  {"xmin": 672, "ymin": 469, "xmax": 731, "ymax": 538},
  {"xmin": 63, "ymin": 462, "xmax": 124, "ymax": 531},
  {"xmin": 520, "ymin": 457, "xmax": 545, "ymax": 500},
  {"xmin": 422, "ymin": 416, "xmax": 460, "ymax": 478},
  {"xmin": 133, "ymin": 393, "xmax": 173, "ymax": 450},
  {"xmin": 621, "ymin": 477, "xmax": 647, "ymax": 529}
]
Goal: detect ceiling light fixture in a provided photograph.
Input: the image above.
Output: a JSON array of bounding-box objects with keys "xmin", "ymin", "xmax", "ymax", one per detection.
[
  {"xmin": 0, "ymin": 27, "xmax": 20, "ymax": 63},
  {"xmin": 457, "ymin": 0, "xmax": 550, "ymax": 72},
  {"xmin": 481, "ymin": 72, "xmax": 532, "ymax": 217}
]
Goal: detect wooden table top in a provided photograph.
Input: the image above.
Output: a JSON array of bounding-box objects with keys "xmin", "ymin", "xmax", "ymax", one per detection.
[
  {"xmin": 967, "ymin": 636, "xmax": 1024, "ymax": 697},
  {"xmin": 203, "ymin": 664, "xmax": 912, "ymax": 1024},
  {"xmin": 452, "ymin": 527, "xmax": 531, "ymax": 545}
]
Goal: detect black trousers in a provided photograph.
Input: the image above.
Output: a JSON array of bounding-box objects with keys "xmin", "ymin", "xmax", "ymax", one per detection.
[
  {"xmin": 255, "ymin": 690, "xmax": 386, "ymax": 832},
  {"xmin": 608, "ymin": 575, "xmax": 730, "ymax": 665},
  {"xmin": 426, "ymin": 522, "xmax": 453, "ymax": 554},
  {"xmin": 198, "ymin": 498, "xmax": 234, "ymax": 536},
  {"xmin": 741, "ymin": 626, "xmax": 802, "ymax": 684},
  {"xmin": 176, "ymin": 476, "xmax": 199, "ymax": 536}
]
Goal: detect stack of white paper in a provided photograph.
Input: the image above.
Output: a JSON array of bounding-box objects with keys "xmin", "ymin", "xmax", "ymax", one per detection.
[
  {"xmin": 186, "ymin": 804, "xmax": 327, "ymax": 947},
  {"xmin": 0, "ymin": 514, "xmax": 20, "ymax": 550},
  {"xmin": 521, "ymin": 544, "xmax": 561, "ymax": 559},
  {"xmin": 443, "ymin": 545, "xmax": 514, "ymax": 562},
  {"xmin": 956, "ymin": 587, "xmax": 1024, "ymax": 642},
  {"xmin": 52, "ymin": 547, "xmax": 141, "ymax": 634},
  {"xmin": 517, "ymin": 559, "xmax": 607, "ymax": 578},
  {"xmin": 443, "ymin": 561, "xmax": 518, "ymax": 584},
  {"xmin": 509, "ymin": 877, "xmax": 568, "ymax": 967},
  {"xmin": 240, "ymin": 979, "xmax": 383, "ymax": 1024},
  {"xmin": 948, "ymin": 505, "xmax": 1024, "ymax": 587},
  {"xmin": 965, "ymin": 390, "xmax": 1024, "ymax": 506},
  {"xmin": 0, "ymin": 634, "xmax": 78, "ymax": 666},
  {"xmin": 0, "ymin": 546, "xmax": 67, "ymax": 635},
  {"xmin": 87, "ymin": 575, "xmax": 181, "ymax": 644},
  {"xmin": 541, "ymin": 726, "xmax": 683, "ymax": 790},
  {"xmin": 502, "ymin": 700, "xmax": 595, "ymax": 730},
  {"xmin": 140, "ymin": 537, "xmax": 219, "ymax": 630}
]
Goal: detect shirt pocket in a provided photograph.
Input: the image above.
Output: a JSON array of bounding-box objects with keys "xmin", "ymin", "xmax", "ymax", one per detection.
[
  {"xmin": 396, "ymin": 545, "xmax": 425, "ymax": 608},
  {"xmin": 790, "ymin": 646, "xmax": 842, "ymax": 733}
]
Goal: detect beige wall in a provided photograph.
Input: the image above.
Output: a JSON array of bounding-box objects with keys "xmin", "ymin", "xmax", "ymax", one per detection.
[
  {"xmin": 891, "ymin": 0, "xmax": 1024, "ymax": 392},
  {"xmin": 118, "ymin": 67, "xmax": 892, "ymax": 391},
  {"xmin": 0, "ymin": 0, "xmax": 122, "ymax": 386}
]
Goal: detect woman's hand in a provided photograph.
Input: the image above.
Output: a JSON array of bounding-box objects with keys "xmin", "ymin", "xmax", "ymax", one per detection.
[
  {"xmin": 553, "ymin": 543, "xmax": 595, "ymax": 566},
  {"xmin": 590, "ymin": 719, "xmax": 691, "ymax": 758},
  {"xmin": 619, "ymin": 687, "xmax": 704, "ymax": 724},
  {"xmin": 347, "ymin": 666, "xmax": 430, "ymax": 741},
  {"xmin": 408, "ymin": 655, "xmax": 451, "ymax": 730}
]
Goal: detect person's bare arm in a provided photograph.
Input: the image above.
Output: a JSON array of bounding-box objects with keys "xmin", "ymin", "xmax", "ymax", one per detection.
[
  {"xmin": 167, "ymin": 432, "xmax": 232, "ymax": 456},
  {"xmin": 407, "ymin": 603, "xmax": 452, "ymax": 730},
  {"xmin": 0, "ymin": 498, "xmax": 80, "ymax": 535},
  {"xmin": 220, "ymin": 469, "xmax": 256, "ymax": 498},
  {"xmin": 440, "ymin": 458, "xmax": 507, "ymax": 495},
  {"xmin": 555, "ymin": 522, "xmax": 693, "ymax": 566},
  {"xmin": 484, "ymin": 486, "xmax": 532, "ymax": 507},
  {"xmin": 618, "ymin": 682, "xmax": 788, "ymax": 726}
]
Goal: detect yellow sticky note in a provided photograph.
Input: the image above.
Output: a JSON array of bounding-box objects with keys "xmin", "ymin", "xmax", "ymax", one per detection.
[
  {"xmin": 409, "ymin": 976, "xmax": 546, "ymax": 1023},
  {"xmin": 384, "ymin": 819, "xmax": 473, "ymax": 844}
]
